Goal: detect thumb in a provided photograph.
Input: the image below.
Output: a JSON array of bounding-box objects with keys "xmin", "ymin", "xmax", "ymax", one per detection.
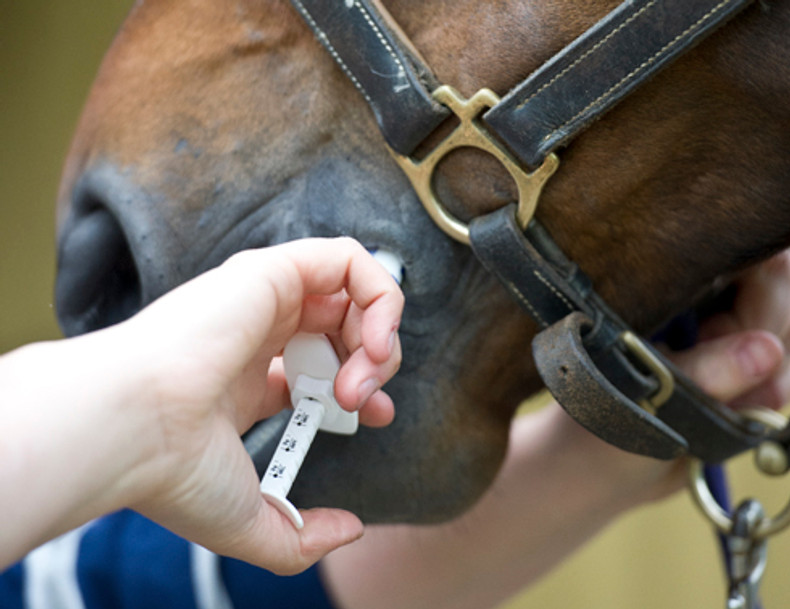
[
  {"xmin": 669, "ymin": 330, "xmax": 784, "ymax": 404},
  {"xmin": 235, "ymin": 505, "xmax": 364, "ymax": 575},
  {"xmin": 296, "ymin": 508, "xmax": 365, "ymax": 567}
]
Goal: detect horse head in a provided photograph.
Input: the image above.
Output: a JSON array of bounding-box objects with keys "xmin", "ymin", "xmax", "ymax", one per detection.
[{"xmin": 54, "ymin": 0, "xmax": 790, "ymax": 523}]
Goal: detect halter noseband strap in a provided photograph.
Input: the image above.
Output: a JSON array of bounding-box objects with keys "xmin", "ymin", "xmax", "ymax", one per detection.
[
  {"xmin": 484, "ymin": 0, "xmax": 753, "ymax": 169},
  {"xmin": 290, "ymin": 0, "xmax": 789, "ymax": 462}
]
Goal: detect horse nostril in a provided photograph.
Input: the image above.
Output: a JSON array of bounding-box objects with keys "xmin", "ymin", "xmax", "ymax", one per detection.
[{"xmin": 55, "ymin": 198, "xmax": 142, "ymax": 337}]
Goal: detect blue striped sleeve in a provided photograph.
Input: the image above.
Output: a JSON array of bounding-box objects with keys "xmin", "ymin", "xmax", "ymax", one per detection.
[
  {"xmin": 0, "ymin": 562, "xmax": 24, "ymax": 609},
  {"xmin": 76, "ymin": 510, "xmax": 195, "ymax": 609},
  {"xmin": 221, "ymin": 557, "xmax": 335, "ymax": 609},
  {"xmin": 0, "ymin": 510, "xmax": 337, "ymax": 609}
]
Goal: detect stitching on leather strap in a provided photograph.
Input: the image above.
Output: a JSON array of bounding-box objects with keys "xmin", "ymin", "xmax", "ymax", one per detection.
[
  {"xmin": 533, "ymin": 270, "xmax": 575, "ymax": 313},
  {"xmin": 515, "ymin": 0, "xmax": 659, "ymax": 111},
  {"xmin": 504, "ymin": 280, "xmax": 548, "ymax": 327},
  {"xmin": 350, "ymin": 1, "xmax": 411, "ymax": 92},
  {"xmin": 291, "ymin": 0, "xmax": 374, "ymax": 105},
  {"xmin": 542, "ymin": 0, "xmax": 733, "ymax": 143}
]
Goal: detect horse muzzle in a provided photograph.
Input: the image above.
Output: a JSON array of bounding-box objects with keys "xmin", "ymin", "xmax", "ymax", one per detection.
[{"xmin": 54, "ymin": 154, "xmax": 520, "ymax": 523}]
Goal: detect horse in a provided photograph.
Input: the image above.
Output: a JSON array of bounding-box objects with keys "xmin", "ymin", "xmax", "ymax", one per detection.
[{"xmin": 53, "ymin": 0, "xmax": 790, "ymax": 525}]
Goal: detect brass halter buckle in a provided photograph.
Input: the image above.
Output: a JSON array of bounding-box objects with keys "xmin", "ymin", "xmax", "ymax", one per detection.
[
  {"xmin": 619, "ymin": 330, "xmax": 676, "ymax": 415},
  {"xmin": 389, "ymin": 86, "xmax": 559, "ymax": 245}
]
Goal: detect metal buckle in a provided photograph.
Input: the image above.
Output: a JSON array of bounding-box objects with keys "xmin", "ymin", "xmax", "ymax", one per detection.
[
  {"xmin": 619, "ymin": 330, "xmax": 675, "ymax": 414},
  {"xmin": 689, "ymin": 409, "xmax": 790, "ymax": 539},
  {"xmin": 389, "ymin": 85, "xmax": 559, "ymax": 245}
]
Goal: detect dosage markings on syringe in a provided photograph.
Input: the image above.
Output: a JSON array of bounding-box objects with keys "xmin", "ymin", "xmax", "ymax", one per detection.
[{"xmin": 268, "ymin": 462, "xmax": 286, "ymax": 479}]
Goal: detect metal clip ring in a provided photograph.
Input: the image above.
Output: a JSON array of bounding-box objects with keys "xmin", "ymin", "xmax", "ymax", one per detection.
[
  {"xmin": 688, "ymin": 408, "xmax": 790, "ymax": 539},
  {"xmin": 389, "ymin": 85, "xmax": 559, "ymax": 245}
]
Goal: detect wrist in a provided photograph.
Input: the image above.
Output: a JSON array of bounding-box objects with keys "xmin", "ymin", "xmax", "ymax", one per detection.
[
  {"xmin": 39, "ymin": 329, "xmax": 162, "ymax": 513},
  {"xmin": 81, "ymin": 324, "xmax": 166, "ymax": 510},
  {"xmin": 0, "ymin": 333, "xmax": 159, "ymax": 561},
  {"xmin": 515, "ymin": 404, "xmax": 684, "ymax": 513}
]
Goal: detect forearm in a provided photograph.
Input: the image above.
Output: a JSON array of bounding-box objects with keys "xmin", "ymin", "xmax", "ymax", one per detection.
[
  {"xmin": 0, "ymin": 333, "xmax": 155, "ymax": 568},
  {"xmin": 322, "ymin": 404, "xmax": 680, "ymax": 609}
]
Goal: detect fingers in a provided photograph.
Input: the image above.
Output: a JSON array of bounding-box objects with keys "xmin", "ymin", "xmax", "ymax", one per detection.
[
  {"xmin": 294, "ymin": 508, "xmax": 364, "ymax": 570},
  {"xmin": 298, "ymin": 292, "xmax": 354, "ymax": 335},
  {"xmin": 669, "ymin": 330, "xmax": 784, "ymax": 405},
  {"xmin": 273, "ymin": 237, "xmax": 403, "ymax": 323},
  {"xmin": 238, "ymin": 349, "xmax": 400, "ymax": 431},
  {"xmin": 280, "ymin": 238, "xmax": 403, "ymax": 419},
  {"xmin": 733, "ymin": 366, "xmax": 790, "ymax": 410},
  {"xmin": 156, "ymin": 237, "xmax": 402, "ymax": 373},
  {"xmin": 232, "ymin": 358, "xmax": 290, "ymax": 433},
  {"xmin": 282, "ymin": 238, "xmax": 404, "ymax": 362},
  {"xmin": 685, "ymin": 251, "xmax": 790, "ymax": 409},
  {"xmin": 334, "ymin": 326, "xmax": 402, "ymax": 409},
  {"xmin": 232, "ymin": 504, "xmax": 364, "ymax": 576},
  {"xmin": 206, "ymin": 238, "xmax": 403, "ymax": 431},
  {"xmin": 142, "ymin": 447, "xmax": 364, "ymax": 576},
  {"xmin": 700, "ymin": 251, "xmax": 790, "ymax": 343},
  {"xmin": 356, "ymin": 390, "xmax": 396, "ymax": 427},
  {"xmin": 733, "ymin": 251, "xmax": 790, "ymax": 340},
  {"xmin": 259, "ymin": 238, "xmax": 404, "ymax": 408}
]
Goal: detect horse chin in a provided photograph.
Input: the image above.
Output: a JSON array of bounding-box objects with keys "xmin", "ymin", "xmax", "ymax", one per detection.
[
  {"xmin": 290, "ymin": 375, "xmax": 507, "ymax": 523},
  {"xmin": 55, "ymin": 156, "xmax": 517, "ymax": 523}
]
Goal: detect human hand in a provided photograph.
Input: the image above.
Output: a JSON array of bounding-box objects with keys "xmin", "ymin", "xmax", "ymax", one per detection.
[
  {"xmin": 672, "ymin": 250, "xmax": 790, "ymax": 410},
  {"xmin": 101, "ymin": 237, "xmax": 403, "ymax": 573}
]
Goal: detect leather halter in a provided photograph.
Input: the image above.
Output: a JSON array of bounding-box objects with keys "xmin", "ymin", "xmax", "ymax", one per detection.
[{"xmin": 290, "ymin": 0, "xmax": 790, "ymax": 462}]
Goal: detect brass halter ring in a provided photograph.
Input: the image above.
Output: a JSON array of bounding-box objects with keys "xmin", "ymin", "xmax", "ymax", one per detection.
[
  {"xmin": 688, "ymin": 408, "xmax": 790, "ymax": 539},
  {"xmin": 389, "ymin": 86, "xmax": 559, "ymax": 245}
]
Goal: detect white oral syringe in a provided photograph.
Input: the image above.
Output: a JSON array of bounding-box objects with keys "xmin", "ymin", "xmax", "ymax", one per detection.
[{"xmin": 259, "ymin": 248, "xmax": 403, "ymax": 529}]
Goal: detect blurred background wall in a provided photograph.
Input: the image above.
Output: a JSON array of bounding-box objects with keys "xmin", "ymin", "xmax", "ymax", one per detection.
[
  {"xmin": 1, "ymin": 1, "xmax": 788, "ymax": 608},
  {"xmin": 0, "ymin": 0, "xmax": 131, "ymax": 351}
]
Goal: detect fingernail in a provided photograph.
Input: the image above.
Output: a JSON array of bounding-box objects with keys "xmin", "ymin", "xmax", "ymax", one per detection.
[
  {"xmin": 357, "ymin": 378, "xmax": 381, "ymax": 408},
  {"xmin": 737, "ymin": 338, "xmax": 777, "ymax": 378},
  {"xmin": 388, "ymin": 328, "xmax": 397, "ymax": 354}
]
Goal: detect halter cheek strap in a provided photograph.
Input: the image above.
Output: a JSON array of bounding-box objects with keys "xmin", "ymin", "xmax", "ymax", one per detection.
[
  {"xmin": 470, "ymin": 204, "xmax": 771, "ymax": 461},
  {"xmin": 288, "ymin": 0, "xmax": 448, "ymax": 155}
]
